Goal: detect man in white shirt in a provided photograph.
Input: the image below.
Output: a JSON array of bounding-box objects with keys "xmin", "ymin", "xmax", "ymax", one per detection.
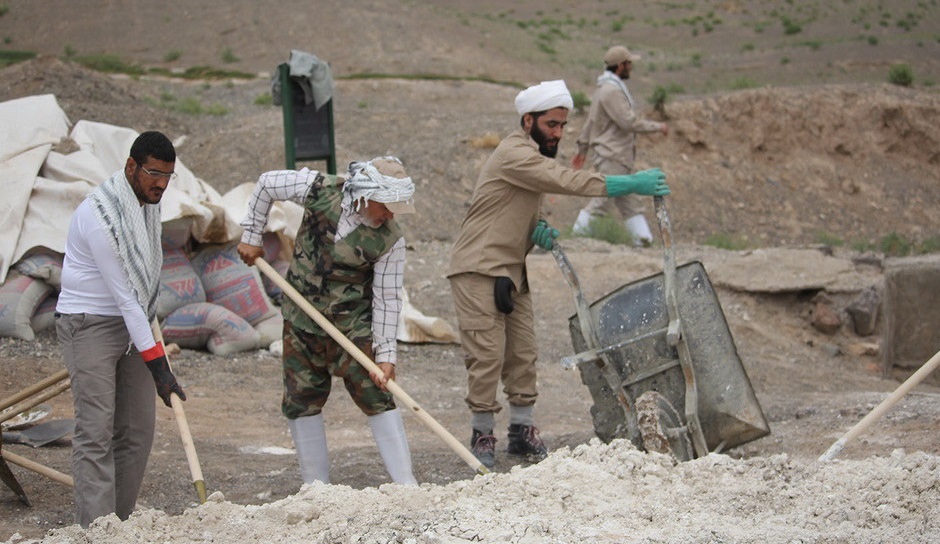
[
  {"xmin": 237, "ymin": 156, "xmax": 418, "ymax": 486},
  {"xmin": 56, "ymin": 131, "xmax": 186, "ymax": 527}
]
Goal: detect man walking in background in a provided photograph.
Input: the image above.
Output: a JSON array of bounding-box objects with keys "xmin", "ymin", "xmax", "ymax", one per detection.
[{"xmin": 571, "ymin": 45, "xmax": 669, "ymax": 246}]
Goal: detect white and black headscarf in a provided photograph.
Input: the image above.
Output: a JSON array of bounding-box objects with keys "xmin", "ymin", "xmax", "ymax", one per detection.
[{"xmin": 342, "ymin": 156, "xmax": 415, "ymax": 213}]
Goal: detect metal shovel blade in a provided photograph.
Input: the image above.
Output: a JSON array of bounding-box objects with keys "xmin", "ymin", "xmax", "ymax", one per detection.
[{"xmin": 1, "ymin": 419, "xmax": 74, "ymax": 448}]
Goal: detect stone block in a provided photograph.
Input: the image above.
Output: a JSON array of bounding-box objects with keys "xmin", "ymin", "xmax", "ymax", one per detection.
[{"xmin": 882, "ymin": 255, "xmax": 940, "ymax": 384}]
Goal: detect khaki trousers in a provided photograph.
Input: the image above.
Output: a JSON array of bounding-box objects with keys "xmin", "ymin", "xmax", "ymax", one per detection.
[
  {"xmin": 449, "ymin": 273, "xmax": 538, "ymax": 414},
  {"xmin": 56, "ymin": 313, "xmax": 156, "ymax": 527}
]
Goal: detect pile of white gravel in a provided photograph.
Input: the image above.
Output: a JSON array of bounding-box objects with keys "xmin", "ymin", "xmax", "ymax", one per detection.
[{"xmin": 5, "ymin": 438, "xmax": 939, "ymax": 544}]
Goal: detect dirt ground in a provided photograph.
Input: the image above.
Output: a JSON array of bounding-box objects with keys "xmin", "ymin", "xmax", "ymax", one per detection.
[{"xmin": 2, "ymin": 1, "xmax": 940, "ymax": 541}]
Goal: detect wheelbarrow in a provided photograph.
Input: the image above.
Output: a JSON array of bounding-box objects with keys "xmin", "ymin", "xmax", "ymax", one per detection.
[{"xmin": 552, "ymin": 196, "xmax": 770, "ymax": 461}]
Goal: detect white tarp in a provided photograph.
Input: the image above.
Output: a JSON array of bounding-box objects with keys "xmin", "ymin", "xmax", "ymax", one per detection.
[
  {"xmin": 0, "ymin": 94, "xmax": 242, "ymax": 284},
  {"xmin": 0, "ymin": 94, "xmax": 457, "ymax": 344}
]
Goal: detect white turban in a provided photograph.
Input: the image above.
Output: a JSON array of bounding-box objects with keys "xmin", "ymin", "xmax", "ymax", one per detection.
[{"xmin": 514, "ymin": 80, "xmax": 574, "ymax": 115}]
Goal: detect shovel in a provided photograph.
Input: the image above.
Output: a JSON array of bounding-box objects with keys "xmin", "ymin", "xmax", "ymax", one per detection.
[{"xmin": 2, "ymin": 419, "xmax": 74, "ymax": 448}]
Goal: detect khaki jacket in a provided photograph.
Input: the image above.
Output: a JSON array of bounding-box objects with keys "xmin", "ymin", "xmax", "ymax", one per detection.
[
  {"xmin": 447, "ymin": 129, "xmax": 607, "ymax": 288},
  {"xmin": 576, "ymin": 76, "xmax": 664, "ymax": 169}
]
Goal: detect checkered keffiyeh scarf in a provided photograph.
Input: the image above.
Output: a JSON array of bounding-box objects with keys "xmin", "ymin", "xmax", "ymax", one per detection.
[
  {"xmin": 88, "ymin": 169, "xmax": 163, "ymax": 320},
  {"xmin": 341, "ymin": 157, "xmax": 415, "ymax": 212}
]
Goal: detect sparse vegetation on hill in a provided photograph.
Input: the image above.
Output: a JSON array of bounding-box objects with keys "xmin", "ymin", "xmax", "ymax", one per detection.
[{"xmin": 2, "ymin": 2, "xmax": 940, "ymax": 540}]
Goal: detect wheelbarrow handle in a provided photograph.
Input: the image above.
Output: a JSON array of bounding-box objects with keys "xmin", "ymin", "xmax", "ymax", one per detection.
[{"xmin": 654, "ymin": 195, "xmax": 710, "ymax": 458}]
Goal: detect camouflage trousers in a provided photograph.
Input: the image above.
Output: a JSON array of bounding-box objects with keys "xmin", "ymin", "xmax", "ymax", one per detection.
[{"xmin": 281, "ymin": 320, "xmax": 395, "ymax": 419}]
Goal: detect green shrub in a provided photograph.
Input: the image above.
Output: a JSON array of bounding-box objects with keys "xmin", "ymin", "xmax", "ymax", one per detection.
[
  {"xmin": 254, "ymin": 93, "xmax": 273, "ymax": 106},
  {"xmin": 648, "ymin": 85, "xmax": 678, "ymax": 118},
  {"xmin": 888, "ymin": 63, "xmax": 914, "ymax": 86},
  {"xmin": 919, "ymin": 237, "xmax": 940, "ymax": 254},
  {"xmin": 73, "ymin": 53, "xmax": 144, "ymax": 75},
  {"xmin": 0, "ymin": 50, "xmax": 36, "ymax": 68},
  {"xmin": 573, "ymin": 215, "xmax": 635, "ymax": 246},
  {"xmin": 571, "ymin": 90, "xmax": 590, "ymax": 114},
  {"xmin": 163, "ymin": 50, "xmax": 181, "ymax": 62},
  {"xmin": 880, "ymin": 232, "xmax": 911, "ymax": 256},
  {"xmin": 851, "ymin": 240, "xmax": 873, "ymax": 252},
  {"xmin": 731, "ymin": 76, "xmax": 758, "ymax": 90},
  {"xmin": 782, "ymin": 17, "xmax": 802, "ymax": 35},
  {"xmin": 815, "ymin": 232, "xmax": 844, "ymax": 247},
  {"xmin": 221, "ymin": 48, "xmax": 239, "ymax": 63},
  {"xmin": 704, "ymin": 233, "xmax": 748, "ymax": 250}
]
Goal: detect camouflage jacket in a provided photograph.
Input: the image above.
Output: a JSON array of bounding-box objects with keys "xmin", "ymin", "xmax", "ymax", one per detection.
[{"xmin": 283, "ymin": 178, "xmax": 403, "ymax": 341}]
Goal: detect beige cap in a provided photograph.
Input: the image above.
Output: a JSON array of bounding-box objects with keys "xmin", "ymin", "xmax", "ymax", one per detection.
[
  {"xmin": 384, "ymin": 199, "xmax": 415, "ymax": 215},
  {"xmin": 603, "ymin": 45, "xmax": 641, "ymax": 66},
  {"xmin": 371, "ymin": 157, "xmax": 416, "ymax": 214}
]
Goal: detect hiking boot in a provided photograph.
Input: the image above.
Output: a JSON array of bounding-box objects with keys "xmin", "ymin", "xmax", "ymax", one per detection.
[
  {"xmin": 470, "ymin": 429, "xmax": 496, "ymax": 469},
  {"xmin": 506, "ymin": 424, "xmax": 548, "ymax": 462}
]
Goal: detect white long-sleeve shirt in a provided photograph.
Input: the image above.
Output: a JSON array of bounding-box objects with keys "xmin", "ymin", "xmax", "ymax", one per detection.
[
  {"xmin": 57, "ymin": 198, "xmax": 156, "ymax": 352},
  {"xmin": 239, "ymin": 168, "xmax": 405, "ymax": 364}
]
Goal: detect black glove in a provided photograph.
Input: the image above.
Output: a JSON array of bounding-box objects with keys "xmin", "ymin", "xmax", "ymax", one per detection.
[
  {"xmin": 144, "ymin": 355, "xmax": 186, "ymax": 408},
  {"xmin": 494, "ymin": 276, "xmax": 514, "ymax": 314}
]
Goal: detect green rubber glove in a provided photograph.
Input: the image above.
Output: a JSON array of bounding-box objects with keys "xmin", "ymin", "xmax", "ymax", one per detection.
[
  {"xmin": 531, "ymin": 219, "xmax": 559, "ymax": 250},
  {"xmin": 605, "ymin": 168, "xmax": 670, "ymax": 197}
]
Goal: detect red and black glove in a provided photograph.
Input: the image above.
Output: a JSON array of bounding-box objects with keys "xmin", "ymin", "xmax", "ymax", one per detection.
[{"xmin": 140, "ymin": 343, "xmax": 186, "ymax": 407}]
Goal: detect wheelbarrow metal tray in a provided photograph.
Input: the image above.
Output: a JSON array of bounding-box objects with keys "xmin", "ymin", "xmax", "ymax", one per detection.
[{"xmin": 568, "ymin": 260, "xmax": 770, "ymax": 453}]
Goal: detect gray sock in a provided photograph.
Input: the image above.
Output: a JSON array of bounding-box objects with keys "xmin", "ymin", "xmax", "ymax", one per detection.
[
  {"xmin": 508, "ymin": 404, "xmax": 535, "ymax": 426},
  {"xmin": 471, "ymin": 412, "xmax": 495, "ymax": 434}
]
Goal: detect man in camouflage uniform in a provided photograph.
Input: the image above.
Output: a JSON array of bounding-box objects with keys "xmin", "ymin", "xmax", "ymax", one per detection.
[{"xmin": 237, "ymin": 157, "xmax": 418, "ymax": 486}]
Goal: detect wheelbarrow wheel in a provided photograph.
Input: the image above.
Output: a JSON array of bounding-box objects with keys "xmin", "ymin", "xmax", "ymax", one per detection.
[{"xmin": 635, "ymin": 391, "xmax": 694, "ymax": 462}]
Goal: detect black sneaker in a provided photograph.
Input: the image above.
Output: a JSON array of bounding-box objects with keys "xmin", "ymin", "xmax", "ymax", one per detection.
[
  {"xmin": 506, "ymin": 424, "xmax": 548, "ymax": 462},
  {"xmin": 471, "ymin": 429, "xmax": 496, "ymax": 469}
]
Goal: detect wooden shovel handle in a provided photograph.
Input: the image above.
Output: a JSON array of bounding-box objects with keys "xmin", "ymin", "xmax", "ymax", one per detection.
[
  {"xmin": 151, "ymin": 321, "xmax": 207, "ymax": 503},
  {"xmin": 819, "ymin": 348, "xmax": 940, "ymax": 462},
  {"xmin": 0, "ymin": 369, "xmax": 70, "ymax": 413},
  {"xmin": 2, "ymin": 449, "xmax": 73, "ymax": 487}
]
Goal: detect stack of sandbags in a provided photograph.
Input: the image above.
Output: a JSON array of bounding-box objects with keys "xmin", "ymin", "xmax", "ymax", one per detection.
[
  {"xmin": 0, "ymin": 249, "xmax": 62, "ymax": 341},
  {"xmin": 160, "ymin": 234, "xmax": 287, "ymax": 355}
]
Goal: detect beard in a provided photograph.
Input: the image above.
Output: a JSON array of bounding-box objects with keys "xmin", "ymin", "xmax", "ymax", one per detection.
[
  {"xmin": 530, "ymin": 122, "xmax": 559, "ymax": 158},
  {"xmin": 130, "ymin": 170, "xmax": 162, "ymax": 205}
]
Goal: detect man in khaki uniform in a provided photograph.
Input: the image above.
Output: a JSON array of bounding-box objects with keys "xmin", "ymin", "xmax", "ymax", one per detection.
[
  {"xmin": 447, "ymin": 80, "xmax": 670, "ymax": 468},
  {"xmin": 571, "ymin": 45, "xmax": 669, "ymax": 246}
]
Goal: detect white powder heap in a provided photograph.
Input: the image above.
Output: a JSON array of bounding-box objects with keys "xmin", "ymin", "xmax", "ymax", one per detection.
[{"xmin": 7, "ymin": 439, "xmax": 940, "ymax": 544}]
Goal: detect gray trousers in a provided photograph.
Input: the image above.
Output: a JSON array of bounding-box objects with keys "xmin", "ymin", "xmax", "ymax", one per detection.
[{"xmin": 56, "ymin": 313, "xmax": 156, "ymax": 527}]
